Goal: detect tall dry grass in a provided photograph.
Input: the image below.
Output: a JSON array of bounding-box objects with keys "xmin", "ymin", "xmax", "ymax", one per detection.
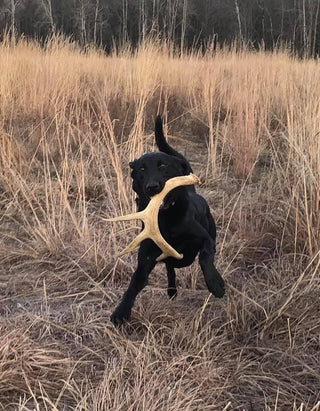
[{"xmin": 0, "ymin": 36, "xmax": 319, "ymax": 410}]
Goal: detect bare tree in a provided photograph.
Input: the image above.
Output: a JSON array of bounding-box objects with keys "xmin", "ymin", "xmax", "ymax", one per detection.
[
  {"xmin": 10, "ymin": 0, "xmax": 15, "ymax": 36},
  {"xmin": 79, "ymin": 0, "xmax": 86, "ymax": 46},
  {"xmin": 234, "ymin": 0, "xmax": 243, "ymax": 40},
  {"xmin": 167, "ymin": 0, "xmax": 179, "ymax": 44},
  {"xmin": 313, "ymin": 0, "xmax": 320, "ymax": 56},
  {"xmin": 7, "ymin": 0, "xmax": 22, "ymax": 41},
  {"xmin": 139, "ymin": 0, "xmax": 147, "ymax": 43},
  {"xmin": 121, "ymin": 0, "xmax": 128, "ymax": 45},
  {"xmin": 41, "ymin": 0, "xmax": 54, "ymax": 34},
  {"xmin": 302, "ymin": 0, "xmax": 307, "ymax": 52},
  {"xmin": 180, "ymin": 0, "xmax": 187, "ymax": 52},
  {"xmin": 279, "ymin": 0, "xmax": 285, "ymax": 42},
  {"xmin": 93, "ymin": 0, "xmax": 100, "ymax": 45}
]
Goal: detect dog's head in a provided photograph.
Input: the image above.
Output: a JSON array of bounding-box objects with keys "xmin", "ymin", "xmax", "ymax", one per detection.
[{"xmin": 129, "ymin": 152, "xmax": 189, "ymax": 202}]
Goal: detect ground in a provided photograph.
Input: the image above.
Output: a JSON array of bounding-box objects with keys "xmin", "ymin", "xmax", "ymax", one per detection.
[{"xmin": 0, "ymin": 38, "xmax": 320, "ymax": 410}]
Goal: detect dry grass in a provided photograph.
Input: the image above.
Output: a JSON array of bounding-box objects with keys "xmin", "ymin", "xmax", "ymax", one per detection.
[{"xmin": 0, "ymin": 36, "xmax": 319, "ymax": 410}]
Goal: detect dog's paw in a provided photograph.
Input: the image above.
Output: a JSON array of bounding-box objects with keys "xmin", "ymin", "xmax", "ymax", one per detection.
[
  {"xmin": 110, "ymin": 306, "xmax": 131, "ymax": 326},
  {"xmin": 205, "ymin": 268, "xmax": 225, "ymax": 298},
  {"xmin": 211, "ymin": 275, "xmax": 225, "ymax": 298},
  {"xmin": 167, "ymin": 288, "xmax": 177, "ymax": 299}
]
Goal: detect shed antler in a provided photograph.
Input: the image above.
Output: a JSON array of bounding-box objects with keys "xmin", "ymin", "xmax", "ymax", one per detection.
[{"xmin": 106, "ymin": 174, "xmax": 200, "ymax": 262}]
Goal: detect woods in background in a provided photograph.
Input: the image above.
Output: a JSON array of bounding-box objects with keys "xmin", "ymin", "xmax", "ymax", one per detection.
[{"xmin": 1, "ymin": 0, "xmax": 320, "ymax": 55}]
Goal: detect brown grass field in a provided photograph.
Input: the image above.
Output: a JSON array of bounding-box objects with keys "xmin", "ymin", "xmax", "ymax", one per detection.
[{"xmin": 0, "ymin": 37, "xmax": 320, "ymax": 410}]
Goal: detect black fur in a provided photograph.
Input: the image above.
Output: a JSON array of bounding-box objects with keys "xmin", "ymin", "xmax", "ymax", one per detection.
[{"xmin": 111, "ymin": 115, "xmax": 225, "ymax": 325}]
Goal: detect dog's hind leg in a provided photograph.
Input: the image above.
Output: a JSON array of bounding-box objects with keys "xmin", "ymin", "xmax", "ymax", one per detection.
[
  {"xmin": 184, "ymin": 220, "xmax": 225, "ymax": 298},
  {"xmin": 198, "ymin": 233, "xmax": 225, "ymax": 298},
  {"xmin": 206, "ymin": 207, "xmax": 217, "ymax": 255},
  {"xmin": 166, "ymin": 264, "xmax": 177, "ymax": 299}
]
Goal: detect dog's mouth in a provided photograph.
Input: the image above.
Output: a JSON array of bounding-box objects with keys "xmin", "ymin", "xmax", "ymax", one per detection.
[
  {"xmin": 145, "ymin": 186, "xmax": 164, "ymax": 198},
  {"xmin": 145, "ymin": 184, "xmax": 165, "ymax": 199},
  {"xmin": 144, "ymin": 194, "xmax": 174, "ymax": 210}
]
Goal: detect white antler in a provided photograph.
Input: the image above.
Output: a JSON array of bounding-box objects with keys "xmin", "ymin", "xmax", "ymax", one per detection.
[{"xmin": 106, "ymin": 174, "xmax": 200, "ymax": 262}]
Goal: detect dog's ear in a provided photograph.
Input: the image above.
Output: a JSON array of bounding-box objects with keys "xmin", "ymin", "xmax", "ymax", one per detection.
[
  {"xmin": 129, "ymin": 160, "xmax": 137, "ymax": 178},
  {"xmin": 129, "ymin": 160, "xmax": 141, "ymax": 195},
  {"xmin": 178, "ymin": 158, "xmax": 190, "ymax": 175}
]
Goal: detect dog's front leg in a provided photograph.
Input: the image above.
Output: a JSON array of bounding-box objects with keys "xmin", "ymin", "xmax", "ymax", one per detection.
[{"xmin": 111, "ymin": 240, "xmax": 159, "ymax": 325}]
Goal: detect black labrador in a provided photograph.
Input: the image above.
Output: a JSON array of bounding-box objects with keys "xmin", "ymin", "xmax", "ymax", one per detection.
[{"xmin": 111, "ymin": 116, "xmax": 225, "ymax": 325}]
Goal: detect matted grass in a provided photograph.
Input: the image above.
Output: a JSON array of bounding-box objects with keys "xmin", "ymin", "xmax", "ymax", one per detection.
[{"xmin": 0, "ymin": 36, "xmax": 319, "ymax": 410}]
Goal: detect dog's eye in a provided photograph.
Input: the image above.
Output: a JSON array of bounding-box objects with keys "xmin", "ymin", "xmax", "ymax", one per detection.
[
  {"xmin": 159, "ymin": 163, "xmax": 167, "ymax": 170},
  {"xmin": 139, "ymin": 167, "xmax": 145, "ymax": 172}
]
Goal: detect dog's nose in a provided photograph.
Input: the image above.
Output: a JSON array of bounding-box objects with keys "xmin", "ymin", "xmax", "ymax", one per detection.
[{"xmin": 146, "ymin": 182, "xmax": 162, "ymax": 196}]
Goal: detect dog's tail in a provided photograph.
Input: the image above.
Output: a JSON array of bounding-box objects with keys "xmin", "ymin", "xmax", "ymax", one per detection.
[
  {"xmin": 155, "ymin": 115, "xmax": 182, "ymax": 159},
  {"xmin": 155, "ymin": 115, "xmax": 194, "ymax": 178},
  {"xmin": 155, "ymin": 115, "xmax": 188, "ymax": 160}
]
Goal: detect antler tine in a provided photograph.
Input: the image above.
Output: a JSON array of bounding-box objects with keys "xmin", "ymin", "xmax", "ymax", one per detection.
[
  {"xmin": 105, "ymin": 210, "xmax": 146, "ymax": 223},
  {"xmin": 107, "ymin": 174, "xmax": 200, "ymax": 260},
  {"xmin": 118, "ymin": 230, "xmax": 148, "ymax": 256}
]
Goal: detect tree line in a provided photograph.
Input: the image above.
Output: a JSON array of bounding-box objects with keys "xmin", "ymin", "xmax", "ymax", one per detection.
[{"xmin": 1, "ymin": 0, "xmax": 320, "ymax": 55}]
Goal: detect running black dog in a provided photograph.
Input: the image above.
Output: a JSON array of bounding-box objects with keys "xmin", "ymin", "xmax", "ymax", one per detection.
[{"xmin": 111, "ymin": 116, "xmax": 225, "ymax": 324}]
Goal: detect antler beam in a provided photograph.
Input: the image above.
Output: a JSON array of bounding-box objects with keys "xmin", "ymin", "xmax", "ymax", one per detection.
[{"xmin": 106, "ymin": 174, "xmax": 200, "ymax": 262}]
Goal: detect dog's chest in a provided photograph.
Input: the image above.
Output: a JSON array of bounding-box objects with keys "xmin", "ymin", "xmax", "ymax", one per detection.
[{"xmin": 161, "ymin": 222, "xmax": 201, "ymax": 251}]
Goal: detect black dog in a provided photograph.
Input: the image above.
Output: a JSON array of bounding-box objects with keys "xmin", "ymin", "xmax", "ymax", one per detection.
[{"xmin": 111, "ymin": 116, "xmax": 225, "ymax": 324}]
